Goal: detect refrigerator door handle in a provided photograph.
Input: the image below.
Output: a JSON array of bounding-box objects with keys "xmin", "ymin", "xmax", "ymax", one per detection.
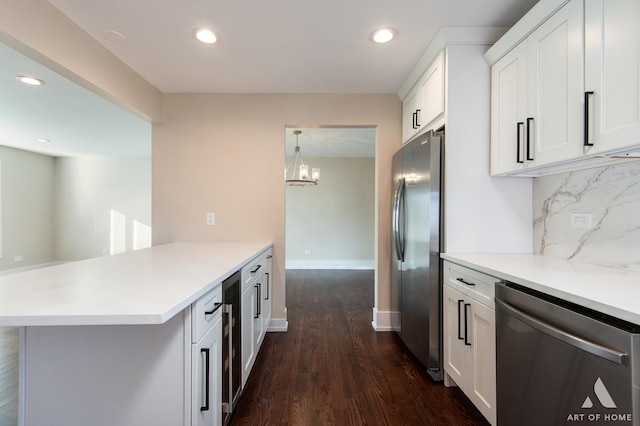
[{"xmin": 392, "ymin": 177, "xmax": 406, "ymax": 262}]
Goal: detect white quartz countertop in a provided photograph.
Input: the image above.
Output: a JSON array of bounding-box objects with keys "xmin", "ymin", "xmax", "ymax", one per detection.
[
  {"xmin": 441, "ymin": 253, "xmax": 640, "ymax": 326},
  {"xmin": 0, "ymin": 241, "xmax": 272, "ymax": 326}
]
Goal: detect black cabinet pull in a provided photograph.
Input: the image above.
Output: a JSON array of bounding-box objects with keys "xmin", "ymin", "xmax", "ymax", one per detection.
[
  {"xmin": 584, "ymin": 91, "xmax": 594, "ymax": 146},
  {"xmin": 251, "ymin": 264, "xmax": 262, "ymax": 274},
  {"xmin": 254, "ymin": 284, "xmax": 261, "ymax": 318},
  {"xmin": 464, "ymin": 303, "xmax": 472, "ymax": 346},
  {"xmin": 456, "ymin": 277, "xmax": 475, "ymax": 286},
  {"xmin": 412, "ymin": 111, "xmax": 417, "ymax": 129},
  {"xmin": 516, "ymin": 122, "xmax": 524, "ymax": 163},
  {"xmin": 415, "ymin": 109, "xmax": 421, "ymax": 128},
  {"xmin": 265, "ymin": 273, "xmax": 270, "ymax": 301},
  {"xmin": 526, "ymin": 117, "xmax": 534, "ymax": 161},
  {"xmin": 200, "ymin": 348, "xmax": 210, "ymax": 411},
  {"xmin": 205, "ymin": 302, "xmax": 223, "ymax": 316},
  {"xmin": 457, "ymin": 300, "xmax": 464, "ymax": 340}
]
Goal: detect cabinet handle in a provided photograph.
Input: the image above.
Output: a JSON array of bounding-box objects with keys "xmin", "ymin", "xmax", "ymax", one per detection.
[
  {"xmin": 200, "ymin": 348, "xmax": 210, "ymax": 411},
  {"xmin": 464, "ymin": 303, "xmax": 471, "ymax": 346},
  {"xmin": 254, "ymin": 284, "xmax": 261, "ymax": 318},
  {"xmin": 251, "ymin": 264, "xmax": 262, "ymax": 274},
  {"xmin": 205, "ymin": 302, "xmax": 223, "ymax": 316},
  {"xmin": 584, "ymin": 91, "xmax": 594, "ymax": 146},
  {"xmin": 456, "ymin": 277, "xmax": 475, "ymax": 286},
  {"xmin": 412, "ymin": 111, "xmax": 417, "ymax": 129},
  {"xmin": 526, "ymin": 117, "xmax": 534, "ymax": 161},
  {"xmin": 265, "ymin": 273, "xmax": 270, "ymax": 301},
  {"xmin": 415, "ymin": 109, "xmax": 421, "ymax": 128},
  {"xmin": 457, "ymin": 300, "xmax": 464, "ymax": 340},
  {"xmin": 516, "ymin": 122, "xmax": 524, "ymax": 163},
  {"xmin": 266, "ymin": 255, "xmax": 273, "ymax": 259}
]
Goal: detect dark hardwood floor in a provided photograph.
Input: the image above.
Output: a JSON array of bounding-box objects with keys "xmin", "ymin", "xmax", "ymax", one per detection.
[{"xmin": 232, "ymin": 269, "xmax": 489, "ymax": 426}]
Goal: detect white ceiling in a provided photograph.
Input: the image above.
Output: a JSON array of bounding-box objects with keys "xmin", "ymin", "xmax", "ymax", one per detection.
[
  {"xmin": 285, "ymin": 127, "xmax": 376, "ymax": 158},
  {"xmin": 1, "ymin": 0, "xmax": 539, "ymax": 158},
  {"xmin": 48, "ymin": 0, "xmax": 538, "ymax": 94},
  {"xmin": 0, "ymin": 42, "xmax": 151, "ymax": 157}
]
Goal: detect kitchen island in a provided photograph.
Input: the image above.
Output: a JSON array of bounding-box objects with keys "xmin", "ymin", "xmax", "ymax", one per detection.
[{"xmin": 0, "ymin": 241, "xmax": 272, "ymax": 426}]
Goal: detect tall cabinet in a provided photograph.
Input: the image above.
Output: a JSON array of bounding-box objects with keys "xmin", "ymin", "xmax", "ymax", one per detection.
[{"xmin": 396, "ymin": 28, "xmax": 533, "ymax": 425}]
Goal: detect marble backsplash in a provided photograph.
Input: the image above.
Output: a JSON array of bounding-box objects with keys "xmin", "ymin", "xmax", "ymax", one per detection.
[{"xmin": 533, "ymin": 160, "xmax": 640, "ymax": 272}]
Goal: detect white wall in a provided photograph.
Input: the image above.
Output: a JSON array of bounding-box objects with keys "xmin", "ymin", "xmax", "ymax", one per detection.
[
  {"xmin": 53, "ymin": 156, "xmax": 152, "ymax": 261},
  {"xmin": 286, "ymin": 157, "xmax": 375, "ymax": 269},
  {"xmin": 0, "ymin": 146, "xmax": 54, "ymax": 271},
  {"xmin": 533, "ymin": 160, "xmax": 640, "ymax": 271}
]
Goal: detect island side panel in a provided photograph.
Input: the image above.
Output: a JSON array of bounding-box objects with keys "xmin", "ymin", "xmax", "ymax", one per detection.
[{"xmin": 24, "ymin": 312, "xmax": 187, "ymax": 426}]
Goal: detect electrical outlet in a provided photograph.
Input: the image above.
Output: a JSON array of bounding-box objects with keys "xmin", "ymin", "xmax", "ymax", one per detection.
[
  {"xmin": 206, "ymin": 212, "xmax": 215, "ymax": 225},
  {"xmin": 571, "ymin": 213, "xmax": 592, "ymax": 228}
]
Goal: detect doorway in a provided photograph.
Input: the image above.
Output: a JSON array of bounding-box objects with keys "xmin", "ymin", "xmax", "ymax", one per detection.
[{"xmin": 284, "ymin": 126, "xmax": 376, "ymax": 270}]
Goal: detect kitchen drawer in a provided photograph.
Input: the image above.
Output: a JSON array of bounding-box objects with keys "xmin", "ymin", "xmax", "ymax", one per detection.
[
  {"xmin": 443, "ymin": 262, "xmax": 499, "ymax": 309},
  {"xmin": 241, "ymin": 250, "xmax": 268, "ymax": 292},
  {"xmin": 191, "ymin": 284, "xmax": 223, "ymax": 343}
]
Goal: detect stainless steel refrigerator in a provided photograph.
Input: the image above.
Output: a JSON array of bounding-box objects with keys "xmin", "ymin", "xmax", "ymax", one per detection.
[{"xmin": 391, "ymin": 129, "xmax": 443, "ymax": 381}]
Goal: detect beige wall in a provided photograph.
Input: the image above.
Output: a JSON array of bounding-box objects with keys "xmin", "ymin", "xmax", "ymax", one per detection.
[
  {"xmin": 153, "ymin": 93, "xmax": 401, "ymax": 324},
  {"xmin": 0, "ymin": 146, "xmax": 54, "ymax": 271},
  {"xmin": 286, "ymin": 156, "xmax": 375, "ymax": 269}
]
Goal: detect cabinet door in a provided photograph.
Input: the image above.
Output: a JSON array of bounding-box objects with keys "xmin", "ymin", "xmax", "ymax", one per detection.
[
  {"xmin": 261, "ymin": 270, "xmax": 272, "ymax": 334},
  {"xmin": 585, "ymin": 0, "xmax": 640, "ymax": 154},
  {"xmin": 192, "ymin": 313, "xmax": 223, "ymax": 426},
  {"xmin": 469, "ymin": 300, "xmax": 496, "ymax": 426},
  {"xmin": 241, "ymin": 286, "xmax": 256, "ymax": 387},
  {"xmin": 402, "ymin": 89, "xmax": 421, "ymax": 142},
  {"xmin": 490, "ymin": 42, "xmax": 528, "ymax": 175},
  {"xmin": 443, "ymin": 285, "xmax": 469, "ymax": 388},
  {"xmin": 527, "ymin": 0, "xmax": 584, "ymax": 167},
  {"xmin": 254, "ymin": 282, "xmax": 265, "ymax": 351},
  {"xmin": 418, "ymin": 50, "xmax": 445, "ymax": 131}
]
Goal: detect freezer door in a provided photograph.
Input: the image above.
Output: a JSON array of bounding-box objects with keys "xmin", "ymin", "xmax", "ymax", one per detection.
[
  {"xmin": 391, "ymin": 149, "xmax": 404, "ymax": 333},
  {"xmin": 399, "ymin": 131, "xmax": 443, "ymax": 378}
]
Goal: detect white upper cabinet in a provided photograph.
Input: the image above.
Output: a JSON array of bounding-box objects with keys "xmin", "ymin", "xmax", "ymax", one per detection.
[
  {"xmin": 487, "ymin": 0, "xmax": 640, "ymax": 176},
  {"xmin": 527, "ymin": 0, "xmax": 584, "ymax": 166},
  {"xmin": 490, "ymin": 43, "xmax": 528, "ymax": 175},
  {"xmin": 402, "ymin": 51, "xmax": 445, "ymax": 143},
  {"xmin": 490, "ymin": 0, "xmax": 583, "ymax": 175},
  {"xmin": 584, "ymin": 0, "xmax": 640, "ymax": 155}
]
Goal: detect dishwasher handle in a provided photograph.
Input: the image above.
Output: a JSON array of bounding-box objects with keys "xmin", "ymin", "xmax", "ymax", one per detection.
[{"xmin": 495, "ymin": 298, "xmax": 629, "ymax": 366}]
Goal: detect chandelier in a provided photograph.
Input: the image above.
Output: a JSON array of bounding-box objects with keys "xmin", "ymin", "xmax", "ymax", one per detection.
[{"xmin": 285, "ymin": 130, "xmax": 320, "ymax": 186}]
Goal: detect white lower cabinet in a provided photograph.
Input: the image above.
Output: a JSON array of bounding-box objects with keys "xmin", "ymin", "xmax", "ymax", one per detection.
[
  {"xmin": 192, "ymin": 309, "xmax": 223, "ymax": 426},
  {"xmin": 241, "ymin": 280, "xmax": 258, "ymax": 386},
  {"xmin": 443, "ymin": 262, "xmax": 497, "ymax": 425},
  {"xmin": 240, "ymin": 247, "xmax": 273, "ymax": 387}
]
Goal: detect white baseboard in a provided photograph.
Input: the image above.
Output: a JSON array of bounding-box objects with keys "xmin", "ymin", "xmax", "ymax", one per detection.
[
  {"xmin": 371, "ymin": 308, "xmax": 395, "ymax": 331},
  {"xmin": 285, "ymin": 259, "xmax": 374, "ymax": 270},
  {"xmin": 267, "ymin": 319, "xmax": 288, "ymax": 332}
]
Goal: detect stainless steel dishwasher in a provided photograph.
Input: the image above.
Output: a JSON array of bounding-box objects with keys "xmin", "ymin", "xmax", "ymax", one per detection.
[{"xmin": 495, "ymin": 282, "xmax": 640, "ymax": 425}]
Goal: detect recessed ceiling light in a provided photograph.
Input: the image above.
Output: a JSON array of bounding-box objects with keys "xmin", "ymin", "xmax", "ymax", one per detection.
[
  {"xmin": 370, "ymin": 28, "xmax": 396, "ymax": 44},
  {"xmin": 193, "ymin": 28, "xmax": 219, "ymax": 44},
  {"xmin": 16, "ymin": 75, "xmax": 45, "ymax": 86},
  {"xmin": 36, "ymin": 138, "xmax": 50, "ymax": 143},
  {"xmin": 103, "ymin": 30, "xmax": 126, "ymax": 43}
]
